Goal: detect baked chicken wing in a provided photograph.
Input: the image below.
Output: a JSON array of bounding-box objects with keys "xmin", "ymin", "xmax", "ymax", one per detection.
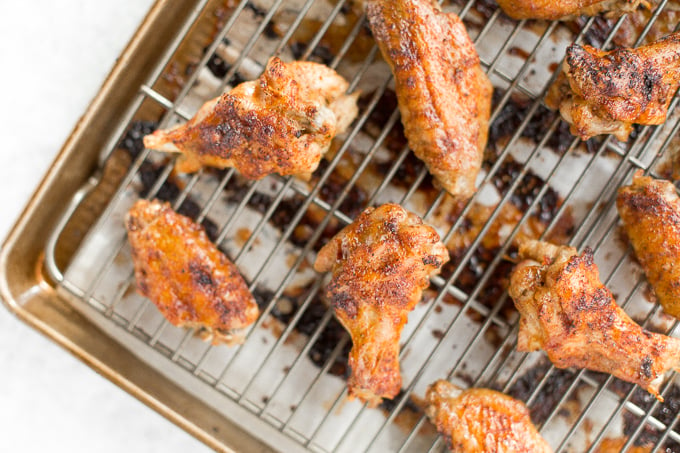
[
  {"xmin": 508, "ymin": 240, "xmax": 680, "ymax": 400},
  {"xmin": 496, "ymin": 0, "xmax": 644, "ymax": 21},
  {"xmin": 366, "ymin": 0, "xmax": 492, "ymax": 199},
  {"xmin": 617, "ymin": 171, "xmax": 680, "ymax": 319},
  {"xmin": 425, "ymin": 380, "xmax": 552, "ymax": 453},
  {"xmin": 545, "ymin": 32, "xmax": 680, "ymax": 141},
  {"xmin": 126, "ymin": 199, "xmax": 259, "ymax": 345},
  {"xmin": 314, "ymin": 204, "xmax": 449, "ymax": 406},
  {"xmin": 143, "ymin": 57, "xmax": 359, "ymax": 179}
]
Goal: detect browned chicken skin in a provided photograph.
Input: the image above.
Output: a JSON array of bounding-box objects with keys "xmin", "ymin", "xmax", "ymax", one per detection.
[
  {"xmin": 314, "ymin": 204, "xmax": 449, "ymax": 406},
  {"xmin": 143, "ymin": 57, "xmax": 358, "ymax": 179},
  {"xmin": 508, "ymin": 240, "xmax": 680, "ymax": 400},
  {"xmin": 496, "ymin": 0, "xmax": 644, "ymax": 20},
  {"xmin": 126, "ymin": 199, "xmax": 259, "ymax": 345},
  {"xmin": 425, "ymin": 380, "xmax": 552, "ymax": 452},
  {"xmin": 365, "ymin": 0, "xmax": 492, "ymax": 199},
  {"xmin": 617, "ymin": 171, "xmax": 680, "ymax": 319},
  {"xmin": 545, "ymin": 32, "xmax": 680, "ymax": 141}
]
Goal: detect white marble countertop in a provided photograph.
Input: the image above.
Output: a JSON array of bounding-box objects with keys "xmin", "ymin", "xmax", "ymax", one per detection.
[{"xmin": 0, "ymin": 2, "xmax": 213, "ymax": 451}]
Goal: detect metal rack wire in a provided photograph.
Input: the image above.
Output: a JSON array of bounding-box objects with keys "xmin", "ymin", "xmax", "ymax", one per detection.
[{"xmin": 45, "ymin": 0, "xmax": 680, "ymax": 451}]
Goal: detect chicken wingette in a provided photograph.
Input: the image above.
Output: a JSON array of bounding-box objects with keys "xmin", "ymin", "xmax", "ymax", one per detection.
[
  {"xmin": 508, "ymin": 239, "xmax": 680, "ymax": 400},
  {"xmin": 365, "ymin": 0, "xmax": 492, "ymax": 199},
  {"xmin": 126, "ymin": 199, "xmax": 259, "ymax": 345},
  {"xmin": 496, "ymin": 0, "xmax": 645, "ymax": 21},
  {"xmin": 314, "ymin": 204, "xmax": 449, "ymax": 406},
  {"xmin": 545, "ymin": 32, "xmax": 680, "ymax": 141},
  {"xmin": 617, "ymin": 171, "xmax": 680, "ymax": 319},
  {"xmin": 425, "ymin": 380, "xmax": 552, "ymax": 452},
  {"xmin": 143, "ymin": 57, "xmax": 358, "ymax": 179}
]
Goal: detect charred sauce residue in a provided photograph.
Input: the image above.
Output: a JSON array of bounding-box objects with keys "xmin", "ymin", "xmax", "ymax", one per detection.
[
  {"xmin": 118, "ymin": 121, "xmax": 220, "ymax": 241},
  {"xmin": 607, "ymin": 378, "xmax": 680, "ymax": 450},
  {"xmin": 504, "ymin": 359, "xmax": 580, "ymax": 425}
]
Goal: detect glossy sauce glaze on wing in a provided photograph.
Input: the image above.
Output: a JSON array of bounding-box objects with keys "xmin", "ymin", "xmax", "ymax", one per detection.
[
  {"xmin": 545, "ymin": 32, "xmax": 680, "ymax": 141},
  {"xmin": 617, "ymin": 171, "xmax": 680, "ymax": 319},
  {"xmin": 143, "ymin": 56, "xmax": 358, "ymax": 180},
  {"xmin": 126, "ymin": 199, "xmax": 259, "ymax": 345},
  {"xmin": 314, "ymin": 203, "xmax": 449, "ymax": 406},
  {"xmin": 425, "ymin": 380, "xmax": 552, "ymax": 452},
  {"xmin": 365, "ymin": 0, "xmax": 492, "ymax": 200},
  {"xmin": 496, "ymin": 0, "xmax": 644, "ymax": 21},
  {"xmin": 508, "ymin": 240, "xmax": 680, "ymax": 400}
]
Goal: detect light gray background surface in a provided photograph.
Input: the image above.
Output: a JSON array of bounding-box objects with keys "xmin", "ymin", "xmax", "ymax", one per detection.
[{"xmin": 0, "ymin": 2, "xmax": 213, "ymax": 451}]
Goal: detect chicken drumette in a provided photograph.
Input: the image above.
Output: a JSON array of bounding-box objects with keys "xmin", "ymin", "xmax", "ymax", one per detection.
[
  {"xmin": 365, "ymin": 0, "xmax": 492, "ymax": 199},
  {"xmin": 314, "ymin": 204, "xmax": 449, "ymax": 406},
  {"xmin": 126, "ymin": 199, "xmax": 259, "ymax": 345},
  {"xmin": 496, "ymin": 0, "xmax": 645, "ymax": 21},
  {"xmin": 545, "ymin": 32, "xmax": 680, "ymax": 141},
  {"xmin": 508, "ymin": 240, "xmax": 680, "ymax": 400},
  {"xmin": 617, "ymin": 171, "xmax": 680, "ymax": 319},
  {"xmin": 425, "ymin": 380, "xmax": 552, "ymax": 452},
  {"xmin": 143, "ymin": 57, "xmax": 358, "ymax": 179}
]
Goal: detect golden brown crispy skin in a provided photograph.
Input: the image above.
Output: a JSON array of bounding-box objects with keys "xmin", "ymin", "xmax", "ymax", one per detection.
[
  {"xmin": 425, "ymin": 380, "xmax": 552, "ymax": 453},
  {"xmin": 143, "ymin": 57, "xmax": 358, "ymax": 179},
  {"xmin": 126, "ymin": 199, "xmax": 259, "ymax": 345},
  {"xmin": 617, "ymin": 171, "xmax": 680, "ymax": 319},
  {"xmin": 365, "ymin": 0, "xmax": 492, "ymax": 199},
  {"xmin": 314, "ymin": 204, "xmax": 449, "ymax": 406},
  {"xmin": 496, "ymin": 0, "xmax": 643, "ymax": 20},
  {"xmin": 508, "ymin": 240, "xmax": 680, "ymax": 400},
  {"xmin": 545, "ymin": 32, "xmax": 680, "ymax": 141}
]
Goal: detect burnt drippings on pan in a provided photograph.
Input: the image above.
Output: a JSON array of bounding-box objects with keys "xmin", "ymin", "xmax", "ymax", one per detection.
[
  {"xmin": 217, "ymin": 161, "xmax": 366, "ymax": 253},
  {"xmin": 138, "ymin": 163, "xmax": 220, "ymax": 242},
  {"xmin": 361, "ymin": 89, "xmax": 438, "ymax": 196},
  {"xmin": 205, "ymin": 47, "xmax": 249, "ymax": 87},
  {"xmin": 605, "ymin": 378, "xmax": 680, "ymax": 449},
  {"xmin": 253, "ymin": 283, "xmax": 351, "ymax": 378},
  {"xmin": 488, "ymin": 88, "xmax": 575, "ymax": 156},
  {"xmin": 572, "ymin": 2, "xmax": 680, "ymax": 49},
  {"xmin": 447, "ymin": 0, "xmax": 504, "ymax": 24},
  {"xmin": 270, "ymin": 3, "xmax": 374, "ymax": 65},
  {"xmin": 504, "ymin": 359, "xmax": 581, "ymax": 424},
  {"xmin": 439, "ymin": 155, "xmax": 574, "ymax": 317},
  {"xmin": 117, "ymin": 120, "xmax": 158, "ymax": 159},
  {"xmin": 379, "ymin": 391, "xmax": 438, "ymax": 435},
  {"xmin": 117, "ymin": 124, "xmax": 221, "ymax": 240}
]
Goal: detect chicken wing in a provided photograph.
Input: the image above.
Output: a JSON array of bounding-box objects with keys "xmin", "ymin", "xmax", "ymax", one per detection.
[
  {"xmin": 143, "ymin": 57, "xmax": 359, "ymax": 179},
  {"xmin": 126, "ymin": 199, "xmax": 259, "ymax": 345},
  {"xmin": 496, "ymin": 0, "xmax": 644, "ymax": 21},
  {"xmin": 617, "ymin": 171, "xmax": 680, "ymax": 319},
  {"xmin": 365, "ymin": 0, "xmax": 492, "ymax": 199},
  {"xmin": 425, "ymin": 380, "xmax": 552, "ymax": 453},
  {"xmin": 314, "ymin": 204, "xmax": 449, "ymax": 406},
  {"xmin": 545, "ymin": 32, "xmax": 680, "ymax": 141},
  {"xmin": 508, "ymin": 240, "xmax": 680, "ymax": 400}
]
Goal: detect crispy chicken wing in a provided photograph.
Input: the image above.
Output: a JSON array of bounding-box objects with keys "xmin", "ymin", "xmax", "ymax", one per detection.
[
  {"xmin": 425, "ymin": 380, "xmax": 552, "ymax": 453},
  {"xmin": 126, "ymin": 199, "xmax": 259, "ymax": 345},
  {"xmin": 508, "ymin": 240, "xmax": 680, "ymax": 400},
  {"xmin": 314, "ymin": 204, "xmax": 449, "ymax": 406},
  {"xmin": 617, "ymin": 171, "xmax": 680, "ymax": 319},
  {"xmin": 365, "ymin": 0, "xmax": 492, "ymax": 199},
  {"xmin": 545, "ymin": 33, "xmax": 680, "ymax": 141},
  {"xmin": 143, "ymin": 57, "xmax": 359, "ymax": 179},
  {"xmin": 496, "ymin": 0, "xmax": 644, "ymax": 20}
]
